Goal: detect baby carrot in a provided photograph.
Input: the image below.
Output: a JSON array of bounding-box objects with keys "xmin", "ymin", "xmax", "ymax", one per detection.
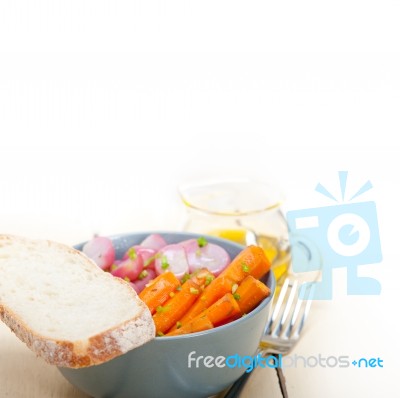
[
  {"xmin": 203, "ymin": 292, "xmax": 241, "ymax": 325},
  {"xmin": 174, "ymin": 246, "xmax": 270, "ymax": 327},
  {"xmin": 218, "ymin": 245, "xmax": 271, "ymax": 283},
  {"xmin": 166, "ymin": 315, "xmax": 214, "ymax": 336},
  {"xmin": 167, "ymin": 293, "xmax": 241, "ymax": 336},
  {"xmin": 234, "ymin": 275, "xmax": 271, "ymax": 314},
  {"xmin": 170, "ymin": 276, "xmax": 233, "ymax": 329},
  {"xmin": 139, "ymin": 271, "xmax": 181, "ymax": 314},
  {"xmin": 153, "ymin": 280, "xmax": 202, "ymax": 335},
  {"xmin": 189, "ymin": 268, "xmax": 215, "ymax": 288}
]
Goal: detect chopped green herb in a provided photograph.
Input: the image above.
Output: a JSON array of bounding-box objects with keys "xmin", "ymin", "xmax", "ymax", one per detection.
[
  {"xmin": 176, "ymin": 321, "xmax": 182, "ymax": 329},
  {"xmin": 138, "ymin": 270, "xmax": 148, "ymax": 280},
  {"xmin": 124, "ymin": 276, "xmax": 131, "ymax": 282},
  {"xmin": 190, "ymin": 287, "xmax": 200, "ymax": 295},
  {"xmin": 197, "ymin": 236, "xmax": 208, "ymax": 248},
  {"xmin": 111, "ymin": 264, "xmax": 118, "ymax": 271},
  {"xmin": 176, "ymin": 286, "xmax": 182, "ymax": 291},
  {"xmin": 233, "ymin": 293, "xmax": 241, "ymax": 300},
  {"xmin": 161, "ymin": 255, "xmax": 170, "ymax": 270},
  {"xmin": 196, "ymin": 269, "xmax": 208, "ymax": 278},
  {"xmin": 205, "ymin": 275, "xmax": 215, "ymax": 286},
  {"xmin": 144, "ymin": 253, "xmax": 158, "ymax": 267},
  {"xmin": 157, "ymin": 331, "xmax": 165, "ymax": 337},
  {"xmin": 181, "ymin": 273, "xmax": 191, "ymax": 283},
  {"xmin": 156, "ymin": 305, "xmax": 171, "ymax": 313},
  {"xmin": 231, "ymin": 283, "xmax": 239, "ymax": 294},
  {"xmin": 241, "ymin": 262, "xmax": 249, "ymax": 273},
  {"xmin": 128, "ymin": 247, "xmax": 137, "ymax": 260}
]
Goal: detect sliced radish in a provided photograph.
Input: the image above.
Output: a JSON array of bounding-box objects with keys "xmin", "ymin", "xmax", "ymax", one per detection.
[
  {"xmin": 154, "ymin": 244, "xmax": 189, "ymax": 279},
  {"xmin": 130, "ymin": 282, "xmax": 140, "ymax": 294},
  {"xmin": 136, "ymin": 246, "xmax": 157, "ymax": 270},
  {"xmin": 132, "ymin": 269, "xmax": 156, "ymax": 293},
  {"xmin": 82, "ymin": 236, "xmax": 115, "ymax": 270},
  {"xmin": 140, "ymin": 234, "xmax": 167, "ymax": 251},
  {"xmin": 183, "ymin": 239, "xmax": 230, "ymax": 276},
  {"xmin": 178, "ymin": 239, "xmax": 194, "ymax": 250},
  {"xmin": 111, "ymin": 255, "xmax": 144, "ymax": 281},
  {"xmin": 122, "ymin": 246, "xmax": 157, "ymax": 269}
]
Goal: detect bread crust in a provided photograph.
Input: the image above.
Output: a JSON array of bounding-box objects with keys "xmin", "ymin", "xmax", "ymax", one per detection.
[{"xmin": 0, "ymin": 235, "xmax": 156, "ymax": 368}]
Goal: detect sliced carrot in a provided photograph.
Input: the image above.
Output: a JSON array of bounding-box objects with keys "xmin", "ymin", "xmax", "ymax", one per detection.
[
  {"xmin": 153, "ymin": 280, "xmax": 202, "ymax": 335},
  {"xmin": 235, "ymin": 275, "xmax": 271, "ymax": 314},
  {"xmin": 218, "ymin": 245, "xmax": 271, "ymax": 283},
  {"xmin": 167, "ymin": 293, "xmax": 241, "ymax": 336},
  {"xmin": 166, "ymin": 315, "xmax": 214, "ymax": 336},
  {"xmin": 138, "ymin": 271, "xmax": 181, "ymax": 314}
]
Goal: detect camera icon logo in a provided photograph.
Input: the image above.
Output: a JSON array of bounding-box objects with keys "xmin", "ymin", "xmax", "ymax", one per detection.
[{"xmin": 287, "ymin": 172, "xmax": 382, "ymax": 300}]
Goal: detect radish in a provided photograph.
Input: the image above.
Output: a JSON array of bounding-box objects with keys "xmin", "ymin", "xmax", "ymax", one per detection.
[
  {"xmin": 122, "ymin": 246, "xmax": 157, "ymax": 269},
  {"xmin": 82, "ymin": 236, "xmax": 115, "ymax": 270},
  {"xmin": 140, "ymin": 234, "xmax": 167, "ymax": 251},
  {"xmin": 132, "ymin": 269, "xmax": 156, "ymax": 293},
  {"xmin": 130, "ymin": 282, "xmax": 140, "ymax": 294},
  {"xmin": 182, "ymin": 238, "xmax": 230, "ymax": 276},
  {"xmin": 83, "ymin": 234, "xmax": 230, "ymax": 282},
  {"xmin": 111, "ymin": 255, "xmax": 144, "ymax": 281},
  {"xmin": 154, "ymin": 244, "xmax": 189, "ymax": 279}
]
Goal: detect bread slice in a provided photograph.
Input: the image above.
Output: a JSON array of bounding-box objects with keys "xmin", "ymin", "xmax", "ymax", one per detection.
[{"xmin": 0, "ymin": 235, "xmax": 155, "ymax": 368}]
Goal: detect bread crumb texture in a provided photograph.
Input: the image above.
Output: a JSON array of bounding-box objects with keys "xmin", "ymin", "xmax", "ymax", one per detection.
[{"xmin": 0, "ymin": 235, "xmax": 155, "ymax": 368}]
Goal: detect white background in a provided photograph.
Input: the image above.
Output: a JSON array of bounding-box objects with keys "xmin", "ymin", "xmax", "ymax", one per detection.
[{"xmin": 0, "ymin": 1, "xmax": 399, "ymax": 397}]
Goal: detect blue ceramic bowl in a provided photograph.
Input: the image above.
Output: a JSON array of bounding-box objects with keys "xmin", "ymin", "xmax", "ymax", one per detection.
[{"xmin": 59, "ymin": 232, "xmax": 276, "ymax": 398}]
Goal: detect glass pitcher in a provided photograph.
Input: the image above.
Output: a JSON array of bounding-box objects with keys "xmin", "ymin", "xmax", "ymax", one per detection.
[{"xmin": 178, "ymin": 178, "xmax": 291, "ymax": 282}]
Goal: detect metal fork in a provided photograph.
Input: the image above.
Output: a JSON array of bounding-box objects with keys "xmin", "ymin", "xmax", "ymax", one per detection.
[{"xmin": 223, "ymin": 276, "xmax": 315, "ymax": 398}]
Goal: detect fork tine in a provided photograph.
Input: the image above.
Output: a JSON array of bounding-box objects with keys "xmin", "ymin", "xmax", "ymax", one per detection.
[
  {"xmin": 282, "ymin": 286, "xmax": 303, "ymax": 339},
  {"xmin": 291, "ymin": 283, "xmax": 315, "ymax": 340},
  {"xmin": 279, "ymin": 280, "xmax": 298, "ymax": 327},
  {"xmin": 271, "ymin": 279, "xmax": 298, "ymax": 337},
  {"xmin": 264, "ymin": 278, "xmax": 290, "ymax": 334}
]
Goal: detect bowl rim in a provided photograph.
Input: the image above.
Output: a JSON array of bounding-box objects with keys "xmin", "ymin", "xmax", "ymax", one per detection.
[{"xmin": 75, "ymin": 230, "xmax": 276, "ymax": 342}]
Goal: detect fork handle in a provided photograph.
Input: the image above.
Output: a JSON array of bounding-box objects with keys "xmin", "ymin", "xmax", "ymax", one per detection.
[
  {"xmin": 223, "ymin": 354, "xmax": 289, "ymax": 398},
  {"xmin": 223, "ymin": 370, "xmax": 252, "ymax": 398}
]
